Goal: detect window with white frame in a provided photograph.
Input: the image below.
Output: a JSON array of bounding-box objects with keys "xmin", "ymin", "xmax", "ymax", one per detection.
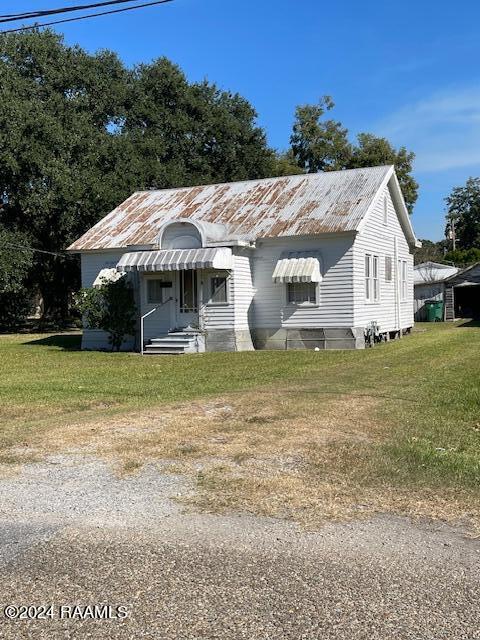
[
  {"xmin": 383, "ymin": 195, "xmax": 388, "ymax": 225},
  {"xmin": 207, "ymin": 274, "xmax": 228, "ymax": 304},
  {"xmin": 287, "ymin": 282, "xmax": 317, "ymax": 305},
  {"xmin": 399, "ymin": 259, "xmax": 408, "ymax": 300},
  {"xmin": 365, "ymin": 254, "xmax": 380, "ymax": 302}
]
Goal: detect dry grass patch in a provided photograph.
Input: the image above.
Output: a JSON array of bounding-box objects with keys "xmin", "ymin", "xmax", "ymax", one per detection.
[
  {"xmin": 1, "ymin": 385, "xmax": 479, "ymax": 532},
  {"xmin": 0, "ymin": 387, "xmax": 406, "ymax": 521},
  {"xmin": 189, "ymin": 465, "xmax": 480, "ymax": 533}
]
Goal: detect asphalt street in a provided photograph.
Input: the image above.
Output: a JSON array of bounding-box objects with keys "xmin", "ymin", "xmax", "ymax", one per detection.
[{"xmin": 0, "ymin": 456, "xmax": 478, "ymax": 639}]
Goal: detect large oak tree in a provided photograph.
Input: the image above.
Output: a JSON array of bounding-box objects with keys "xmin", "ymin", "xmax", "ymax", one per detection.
[{"xmin": 0, "ymin": 30, "xmax": 274, "ymax": 320}]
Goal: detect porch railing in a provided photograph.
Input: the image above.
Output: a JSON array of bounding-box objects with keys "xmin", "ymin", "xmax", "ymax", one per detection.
[{"xmin": 140, "ymin": 297, "xmax": 173, "ymax": 355}]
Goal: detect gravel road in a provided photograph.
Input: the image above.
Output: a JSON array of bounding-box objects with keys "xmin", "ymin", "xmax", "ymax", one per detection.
[{"xmin": 0, "ymin": 455, "xmax": 478, "ymax": 639}]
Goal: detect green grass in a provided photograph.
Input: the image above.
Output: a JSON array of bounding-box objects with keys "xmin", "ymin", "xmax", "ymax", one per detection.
[{"xmin": 1, "ymin": 323, "xmax": 479, "ymax": 489}]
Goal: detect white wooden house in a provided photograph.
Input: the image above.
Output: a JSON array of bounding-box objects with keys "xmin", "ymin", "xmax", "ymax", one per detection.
[{"xmin": 68, "ymin": 165, "xmax": 420, "ymax": 353}]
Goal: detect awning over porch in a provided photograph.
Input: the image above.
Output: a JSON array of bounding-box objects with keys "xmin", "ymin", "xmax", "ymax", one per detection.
[
  {"xmin": 116, "ymin": 247, "xmax": 233, "ymax": 272},
  {"xmin": 272, "ymin": 251, "xmax": 322, "ymax": 283}
]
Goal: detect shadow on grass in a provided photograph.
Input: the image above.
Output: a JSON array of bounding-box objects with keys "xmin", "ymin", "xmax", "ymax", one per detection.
[
  {"xmin": 456, "ymin": 319, "xmax": 480, "ymax": 328},
  {"xmin": 23, "ymin": 334, "xmax": 82, "ymax": 351}
]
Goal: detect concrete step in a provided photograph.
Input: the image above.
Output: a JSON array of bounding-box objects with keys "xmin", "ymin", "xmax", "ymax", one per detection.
[
  {"xmin": 148, "ymin": 341, "xmax": 193, "ymax": 348},
  {"xmin": 143, "ymin": 331, "xmax": 199, "ymax": 355},
  {"xmin": 144, "ymin": 342, "xmax": 185, "ymax": 349},
  {"xmin": 150, "ymin": 336, "xmax": 193, "ymax": 344},
  {"xmin": 143, "ymin": 348, "xmax": 184, "ymax": 355}
]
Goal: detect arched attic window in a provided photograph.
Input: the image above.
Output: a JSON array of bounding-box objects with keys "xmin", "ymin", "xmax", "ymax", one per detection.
[{"xmin": 159, "ymin": 221, "xmax": 202, "ymax": 250}]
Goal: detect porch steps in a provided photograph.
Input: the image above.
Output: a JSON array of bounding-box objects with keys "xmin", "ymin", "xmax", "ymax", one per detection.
[{"xmin": 143, "ymin": 331, "xmax": 198, "ymax": 355}]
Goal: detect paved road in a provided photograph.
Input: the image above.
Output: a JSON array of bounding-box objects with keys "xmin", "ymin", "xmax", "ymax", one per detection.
[{"xmin": 0, "ymin": 456, "xmax": 478, "ymax": 639}]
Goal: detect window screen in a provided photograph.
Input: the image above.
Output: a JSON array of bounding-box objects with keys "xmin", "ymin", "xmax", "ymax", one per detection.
[
  {"xmin": 385, "ymin": 256, "xmax": 392, "ymax": 282},
  {"xmin": 287, "ymin": 282, "xmax": 317, "ymax": 305}
]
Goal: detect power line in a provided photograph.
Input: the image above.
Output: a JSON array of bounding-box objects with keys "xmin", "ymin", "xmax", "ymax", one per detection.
[
  {"xmin": 0, "ymin": 0, "xmax": 148, "ymax": 24},
  {"xmin": 0, "ymin": 241, "xmax": 71, "ymax": 258},
  {"xmin": 0, "ymin": 0, "xmax": 174, "ymax": 34}
]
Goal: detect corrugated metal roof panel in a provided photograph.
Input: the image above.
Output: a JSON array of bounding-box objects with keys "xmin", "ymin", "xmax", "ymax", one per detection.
[
  {"xmin": 69, "ymin": 166, "xmax": 393, "ymax": 251},
  {"xmin": 414, "ymin": 262, "xmax": 459, "ymax": 284}
]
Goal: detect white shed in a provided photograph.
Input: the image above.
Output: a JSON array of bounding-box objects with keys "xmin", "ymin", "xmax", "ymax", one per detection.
[{"xmin": 68, "ymin": 165, "xmax": 420, "ymax": 353}]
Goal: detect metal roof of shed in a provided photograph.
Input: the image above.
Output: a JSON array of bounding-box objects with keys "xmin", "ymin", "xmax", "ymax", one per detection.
[
  {"xmin": 414, "ymin": 262, "xmax": 459, "ymax": 285},
  {"xmin": 69, "ymin": 165, "xmax": 412, "ymax": 251}
]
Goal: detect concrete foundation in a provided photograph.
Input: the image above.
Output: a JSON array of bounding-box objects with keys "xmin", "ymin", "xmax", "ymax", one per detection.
[
  {"xmin": 205, "ymin": 328, "xmax": 255, "ymax": 352},
  {"xmin": 251, "ymin": 327, "xmax": 366, "ymax": 350}
]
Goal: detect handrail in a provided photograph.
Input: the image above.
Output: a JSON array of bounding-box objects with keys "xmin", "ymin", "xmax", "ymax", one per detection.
[{"xmin": 140, "ymin": 297, "xmax": 173, "ymax": 355}]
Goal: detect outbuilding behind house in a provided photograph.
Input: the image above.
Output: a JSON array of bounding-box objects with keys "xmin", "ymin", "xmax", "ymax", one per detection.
[
  {"xmin": 444, "ymin": 262, "xmax": 480, "ymax": 321},
  {"xmin": 414, "ymin": 262, "xmax": 459, "ymax": 321},
  {"xmin": 414, "ymin": 261, "xmax": 480, "ymax": 322}
]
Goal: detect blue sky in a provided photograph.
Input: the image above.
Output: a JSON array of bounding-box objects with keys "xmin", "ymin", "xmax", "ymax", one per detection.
[{"xmin": 9, "ymin": 0, "xmax": 480, "ymax": 240}]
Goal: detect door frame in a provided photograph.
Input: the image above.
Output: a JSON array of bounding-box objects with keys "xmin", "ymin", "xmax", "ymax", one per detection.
[{"xmin": 142, "ymin": 273, "xmax": 176, "ymax": 334}]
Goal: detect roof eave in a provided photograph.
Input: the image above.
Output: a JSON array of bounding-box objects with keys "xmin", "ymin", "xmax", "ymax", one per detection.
[{"xmin": 389, "ymin": 171, "xmax": 420, "ymax": 249}]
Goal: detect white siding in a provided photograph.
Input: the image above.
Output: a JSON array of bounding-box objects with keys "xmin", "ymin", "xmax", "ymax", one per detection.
[
  {"xmin": 201, "ymin": 269, "xmax": 235, "ymax": 330},
  {"xmin": 353, "ymin": 185, "xmax": 414, "ymax": 332},
  {"xmin": 252, "ymin": 235, "xmax": 355, "ymax": 329},
  {"xmin": 232, "ymin": 250, "xmax": 255, "ymax": 330},
  {"xmin": 81, "ymin": 251, "xmax": 125, "ymax": 288},
  {"xmin": 199, "ymin": 251, "xmax": 254, "ymax": 331},
  {"xmin": 80, "ymin": 251, "xmax": 135, "ymax": 350}
]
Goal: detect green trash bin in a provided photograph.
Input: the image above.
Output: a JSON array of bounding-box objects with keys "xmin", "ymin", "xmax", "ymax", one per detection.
[{"xmin": 425, "ymin": 300, "xmax": 444, "ymax": 322}]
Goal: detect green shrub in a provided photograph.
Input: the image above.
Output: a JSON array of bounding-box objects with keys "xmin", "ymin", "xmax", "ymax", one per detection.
[{"xmin": 75, "ymin": 276, "xmax": 136, "ymax": 351}]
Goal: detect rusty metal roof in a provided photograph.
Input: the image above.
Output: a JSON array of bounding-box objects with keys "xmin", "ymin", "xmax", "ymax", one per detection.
[{"xmin": 69, "ymin": 165, "xmax": 396, "ymax": 251}]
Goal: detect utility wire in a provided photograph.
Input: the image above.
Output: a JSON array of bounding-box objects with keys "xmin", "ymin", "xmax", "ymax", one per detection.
[
  {"xmin": 0, "ymin": 241, "xmax": 72, "ymax": 258},
  {"xmin": 0, "ymin": 0, "xmax": 174, "ymax": 34},
  {"xmin": 0, "ymin": 0, "xmax": 149, "ymax": 23}
]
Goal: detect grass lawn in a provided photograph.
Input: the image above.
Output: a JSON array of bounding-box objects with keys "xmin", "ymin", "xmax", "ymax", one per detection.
[{"xmin": 1, "ymin": 322, "xmax": 479, "ymax": 528}]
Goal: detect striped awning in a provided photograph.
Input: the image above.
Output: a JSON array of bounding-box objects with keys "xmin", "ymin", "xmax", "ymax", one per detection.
[
  {"xmin": 272, "ymin": 251, "xmax": 322, "ymax": 283},
  {"xmin": 116, "ymin": 247, "xmax": 233, "ymax": 272},
  {"xmin": 93, "ymin": 268, "xmax": 125, "ymax": 287}
]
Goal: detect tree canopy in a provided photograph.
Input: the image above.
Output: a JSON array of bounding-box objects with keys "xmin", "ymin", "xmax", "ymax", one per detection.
[
  {"xmin": 290, "ymin": 97, "xmax": 352, "ymax": 173},
  {"xmin": 414, "ymin": 239, "xmax": 446, "ymax": 266},
  {"xmin": 0, "ymin": 30, "xmax": 274, "ymax": 320},
  {"xmin": 289, "ymin": 97, "xmax": 418, "ymax": 213},
  {"xmin": 445, "ymin": 177, "xmax": 480, "ymax": 251},
  {"xmin": 0, "ymin": 226, "xmax": 33, "ymax": 294}
]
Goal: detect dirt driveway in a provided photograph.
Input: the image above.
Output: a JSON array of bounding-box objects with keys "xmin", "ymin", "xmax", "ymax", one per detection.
[{"xmin": 0, "ymin": 455, "xmax": 478, "ymax": 639}]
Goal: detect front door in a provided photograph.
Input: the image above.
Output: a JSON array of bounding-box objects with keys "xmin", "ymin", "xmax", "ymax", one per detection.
[{"xmin": 177, "ymin": 269, "xmax": 199, "ymax": 328}]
